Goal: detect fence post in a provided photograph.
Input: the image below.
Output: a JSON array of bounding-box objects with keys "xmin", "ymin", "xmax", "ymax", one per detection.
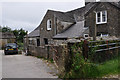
[{"xmin": 83, "ymin": 40, "xmax": 89, "ymax": 60}]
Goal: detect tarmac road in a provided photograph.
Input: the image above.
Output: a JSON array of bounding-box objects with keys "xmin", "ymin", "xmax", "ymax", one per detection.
[{"xmin": 1, "ymin": 50, "xmax": 58, "ymax": 78}]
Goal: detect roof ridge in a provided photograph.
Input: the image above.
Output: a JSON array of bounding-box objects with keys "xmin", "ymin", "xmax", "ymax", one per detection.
[
  {"xmin": 65, "ymin": 6, "xmax": 85, "ymax": 13},
  {"xmin": 48, "ymin": 9, "xmax": 65, "ymax": 13}
]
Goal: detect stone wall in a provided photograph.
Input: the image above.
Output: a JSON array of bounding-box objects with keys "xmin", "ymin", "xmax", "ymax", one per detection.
[
  {"xmin": 28, "ymin": 45, "xmax": 54, "ymax": 59},
  {"xmin": 26, "ymin": 43, "xmax": 70, "ymax": 74},
  {"xmin": 51, "ymin": 44, "xmax": 69, "ymax": 74}
]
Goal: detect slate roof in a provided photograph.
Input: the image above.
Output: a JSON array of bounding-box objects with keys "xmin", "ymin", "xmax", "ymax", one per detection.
[
  {"xmin": 24, "ymin": 29, "xmax": 39, "ymax": 38},
  {"xmin": 0, "ymin": 32, "xmax": 16, "ymax": 39},
  {"xmin": 49, "ymin": 10, "xmax": 75, "ymax": 22},
  {"xmin": 66, "ymin": 2, "xmax": 97, "ymax": 20},
  {"xmin": 110, "ymin": 2, "xmax": 120, "ymax": 9},
  {"xmin": 24, "ymin": 26, "xmax": 40, "ymax": 38},
  {"xmin": 53, "ymin": 21, "xmax": 89, "ymax": 39},
  {"xmin": 47, "ymin": 3, "xmax": 97, "ymax": 22},
  {"xmin": 27, "ymin": 30, "xmax": 40, "ymax": 38}
]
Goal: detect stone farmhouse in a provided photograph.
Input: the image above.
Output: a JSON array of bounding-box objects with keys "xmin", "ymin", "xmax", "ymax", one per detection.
[
  {"xmin": 0, "ymin": 32, "xmax": 16, "ymax": 49},
  {"xmin": 24, "ymin": 1, "xmax": 120, "ymax": 57}
]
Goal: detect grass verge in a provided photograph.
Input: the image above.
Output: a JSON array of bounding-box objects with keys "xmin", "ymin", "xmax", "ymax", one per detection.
[
  {"xmin": 98, "ymin": 57, "xmax": 119, "ymax": 77},
  {"xmin": 63, "ymin": 55, "xmax": 119, "ymax": 78}
]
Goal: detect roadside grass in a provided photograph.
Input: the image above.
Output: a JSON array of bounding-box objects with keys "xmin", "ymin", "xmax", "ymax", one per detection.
[
  {"xmin": 17, "ymin": 42, "xmax": 24, "ymax": 50},
  {"xmin": 17, "ymin": 42, "xmax": 24, "ymax": 54},
  {"xmin": 37, "ymin": 56, "xmax": 54, "ymax": 63},
  {"xmin": 63, "ymin": 55, "xmax": 119, "ymax": 78},
  {"xmin": 97, "ymin": 57, "xmax": 119, "ymax": 77}
]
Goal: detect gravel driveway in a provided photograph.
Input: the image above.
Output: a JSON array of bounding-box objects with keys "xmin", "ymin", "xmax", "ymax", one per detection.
[{"xmin": 1, "ymin": 50, "xmax": 58, "ymax": 78}]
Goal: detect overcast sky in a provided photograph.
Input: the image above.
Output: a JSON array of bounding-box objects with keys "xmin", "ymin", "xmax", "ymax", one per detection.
[{"xmin": 0, "ymin": 0, "xmax": 85, "ymax": 33}]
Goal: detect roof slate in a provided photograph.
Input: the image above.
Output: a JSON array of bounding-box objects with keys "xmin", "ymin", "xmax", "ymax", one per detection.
[
  {"xmin": 53, "ymin": 21, "xmax": 89, "ymax": 39},
  {"xmin": 27, "ymin": 30, "xmax": 40, "ymax": 38},
  {"xmin": 49, "ymin": 10, "xmax": 75, "ymax": 22}
]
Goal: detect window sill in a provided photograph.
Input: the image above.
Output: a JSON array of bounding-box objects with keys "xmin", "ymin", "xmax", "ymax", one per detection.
[
  {"xmin": 96, "ymin": 22, "xmax": 107, "ymax": 24},
  {"xmin": 47, "ymin": 28, "xmax": 51, "ymax": 31}
]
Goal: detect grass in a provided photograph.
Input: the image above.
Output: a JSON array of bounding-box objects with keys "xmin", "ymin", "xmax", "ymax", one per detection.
[
  {"xmin": 37, "ymin": 56, "xmax": 54, "ymax": 63},
  {"xmin": 17, "ymin": 42, "xmax": 24, "ymax": 50},
  {"xmin": 63, "ymin": 56, "xmax": 119, "ymax": 78},
  {"xmin": 97, "ymin": 57, "xmax": 119, "ymax": 77}
]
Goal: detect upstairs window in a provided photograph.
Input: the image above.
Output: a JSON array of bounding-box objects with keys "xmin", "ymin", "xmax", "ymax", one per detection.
[
  {"xmin": 96, "ymin": 11, "xmax": 107, "ymax": 24},
  {"xmin": 47, "ymin": 19, "xmax": 52, "ymax": 30}
]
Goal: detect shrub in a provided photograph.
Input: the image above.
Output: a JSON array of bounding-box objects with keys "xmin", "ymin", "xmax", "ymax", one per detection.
[
  {"xmin": 63, "ymin": 42, "xmax": 99, "ymax": 78},
  {"xmin": 65, "ymin": 53, "xmax": 99, "ymax": 78}
]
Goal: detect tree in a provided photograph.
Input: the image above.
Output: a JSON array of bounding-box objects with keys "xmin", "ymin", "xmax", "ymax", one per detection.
[
  {"xmin": 0, "ymin": 26, "xmax": 2, "ymax": 32},
  {"xmin": 12, "ymin": 29, "xmax": 19, "ymax": 42},
  {"xmin": 2, "ymin": 26, "xmax": 12, "ymax": 32},
  {"xmin": 12, "ymin": 28, "xmax": 27, "ymax": 43}
]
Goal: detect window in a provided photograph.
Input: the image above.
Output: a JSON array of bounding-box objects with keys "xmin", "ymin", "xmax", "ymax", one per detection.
[
  {"xmin": 100, "ymin": 34, "xmax": 109, "ymax": 37},
  {"xmin": 29, "ymin": 40, "xmax": 32, "ymax": 45},
  {"xmin": 96, "ymin": 11, "xmax": 107, "ymax": 24},
  {"xmin": 97, "ymin": 32, "xmax": 109, "ymax": 37},
  {"xmin": 44, "ymin": 38, "xmax": 48, "ymax": 45},
  {"xmin": 37, "ymin": 39, "xmax": 40, "ymax": 46},
  {"xmin": 47, "ymin": 19, "xmax": 52, "ymax": 30}
]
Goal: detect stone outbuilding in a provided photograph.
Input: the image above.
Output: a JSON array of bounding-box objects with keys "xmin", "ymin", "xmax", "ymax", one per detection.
[{"xmin": 0, "ymin": 32, "xmax": 16, "ymax": 49}]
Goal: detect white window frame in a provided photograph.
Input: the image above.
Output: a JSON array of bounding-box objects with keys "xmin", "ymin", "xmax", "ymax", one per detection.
[
  {"xmin": 47, "ymin": 19, "xmax": 52, "ymax": 30},
  {"xmin": 100, "ymin": 34, "xmax": 109, "ymax": 37},
  {"xmin": 96, "ymin": 11, "xmax": 107, "ymax": 24}
]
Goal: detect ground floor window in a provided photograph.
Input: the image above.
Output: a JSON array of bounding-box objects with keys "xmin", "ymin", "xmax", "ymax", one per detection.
[
  {"xmin": 44, "ymin": 38, "xmax": 48, "ymax": 45},
  {"xmin": 97, "ymin": 32, "xmax": 109, "ymax": 37},
  {"xmin": 37, "ymin": 39, "xmax": 40, "ymax": 46},
  {"xmin": 29, "ymin": 40, "xmax": 32, "ymax": 45}
]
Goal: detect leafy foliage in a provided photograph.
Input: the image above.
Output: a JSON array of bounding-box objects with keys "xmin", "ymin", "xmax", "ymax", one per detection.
[
  {"xmin": 13, "ymin": 28, "xmax": 27, "ymax": 43},
  {"xmin": 63, "ymin": 41, "xmax": 119, "ymax": 78},
  {"xmin": 1, "ymin": 26, "xmax": 12, "ymax": 32},
  {"xmin": 63, "ymin": 42, "xmax": 99, "ymax": 78}
]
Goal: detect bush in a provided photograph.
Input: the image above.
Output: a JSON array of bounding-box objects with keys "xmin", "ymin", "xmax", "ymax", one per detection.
[
  {"xmin": 63, "ymin": 42, "xmax": 99, "ymax": 78},
  {"xmin": 64, "ymin": 53, "xmax": 99, "ymax": 78},
  {"xmin": 63, "ymin": 41, "xmax": 119, "ymax": 78},
  {"xmin": 17, "ymin": 42, "xmax": 24, "ymax": 50}
]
